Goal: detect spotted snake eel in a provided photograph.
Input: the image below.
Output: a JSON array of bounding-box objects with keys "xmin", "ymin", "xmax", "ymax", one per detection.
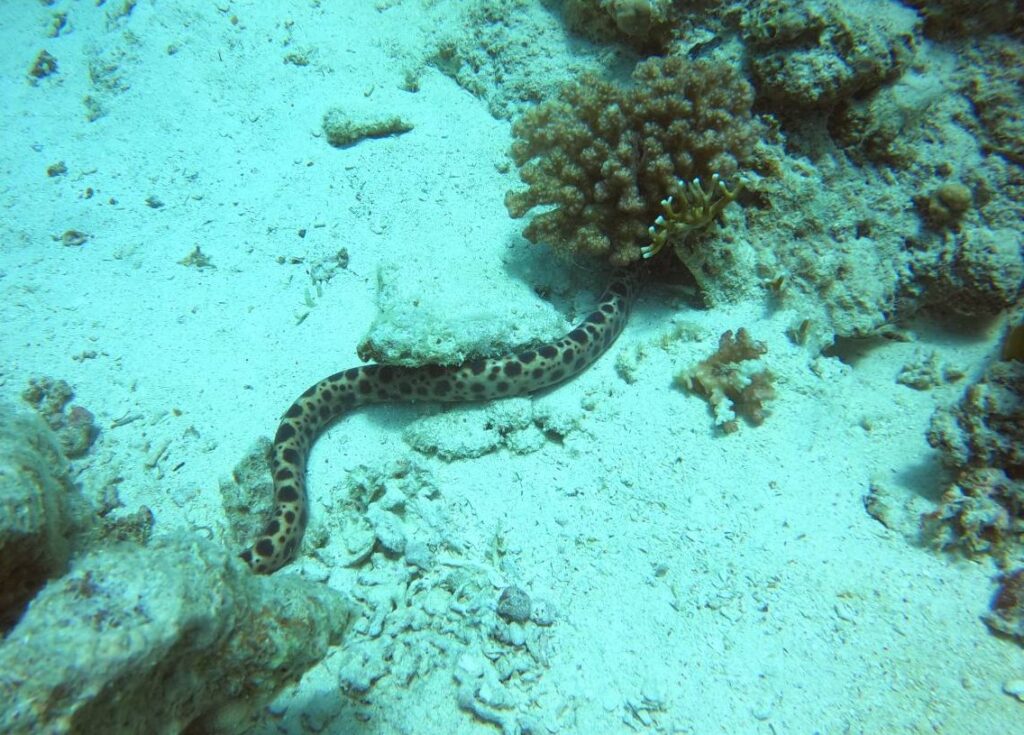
[{"xmin": 241, "ymin": 267, "xmax": 645, "ymax": 574}]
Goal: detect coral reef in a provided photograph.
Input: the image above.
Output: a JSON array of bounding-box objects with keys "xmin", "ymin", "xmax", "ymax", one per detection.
[
  {"xmin": 958, "ymin": 35, "xmax": 1024, "ymax": 167},
  {"xmin": 561, "ymin": 0, "xmax": 676, "ymax": 50},
  {"xmin": 924, "ymin": 359, "xmax": 1024, "ymax": 560},
  {"xmin": 675, "ymin": 328, "xmax": 775, "ymax": 433},
  {"xmin": 740, "ymin": 0, "xmax": 918, "ymax": 110},
  {"xmin": 927, "ymin": 360, "xmax": 1024, "ymax": 475},
  {"xmin": 901, "ymin": 0, "xmax": 1024, "ymax": 39},
  {"xmin": 508, "ymin": 1, "xmax": 1019, "ymax": 339},
  {"xmin": 0, "ymin": 400, "xmax": 76, "ymax": 630},
  {"xmin": 0, "ymin": 535, "xmax": 354, "ymax": 734},
  {"xmin": 741, "ymin": 152, "xmax": 912, "ymax": 335},
  {"xmin": 829, "ymin": 68, "xmax": 948, "ymax": 167},
  {"xmin": 415, "ymin": 0, "xmax": 607, "ymax": 120},
  {"xmin": 505, "ymin": 54, "xmax": 764, "ymax": 266},
  {"xmin": 910, "ymin": 222, "xmax": 1024, "ymax": 318}
]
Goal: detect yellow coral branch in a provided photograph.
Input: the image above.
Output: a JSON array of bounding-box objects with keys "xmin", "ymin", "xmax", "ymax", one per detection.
[{"xmin": 641, "ymin": 173, "xmax": 742, "ymax": 259}]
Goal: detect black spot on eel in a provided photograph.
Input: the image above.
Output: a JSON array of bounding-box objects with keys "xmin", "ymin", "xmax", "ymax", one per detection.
[{"xmin": 241, "ymin": 267, "xmax": 645, "ymax": 573}]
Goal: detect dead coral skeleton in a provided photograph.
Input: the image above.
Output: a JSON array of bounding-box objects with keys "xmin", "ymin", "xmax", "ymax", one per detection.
[{"xmin": 675, "ymin": 328, "xmax": 775, "ymax": 433}]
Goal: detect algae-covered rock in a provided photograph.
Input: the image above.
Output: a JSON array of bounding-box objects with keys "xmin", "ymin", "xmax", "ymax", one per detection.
[
  {"xmin": 0, "ymin": 534, "xmax": 354, "ymax": 735},
  {"xmin": 0, "ymin": 400, "xmax": 75, "ymax": 629},
  {"xmin": 925, "ymin": 228, "xmax": 1024, "ymax": 317},
  {"xmin": 742, "ymin": 0, "xmax": 918, "ymax": 109},
  {"xmin": 923, "ymin": 360, "xmax": 1024, "ymax": 559},
  {"xmin": 928, "ymin": 360, "xmax": 1024, "ymax": 475}
]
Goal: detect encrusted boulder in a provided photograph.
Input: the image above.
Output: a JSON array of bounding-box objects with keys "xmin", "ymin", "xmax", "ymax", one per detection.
[
  {"xmin": 0, "ymin": 534, "xmax": 354, "ymax": 734},
  {"xmin": 0, "ymin": 400, "xmax": 75, "ymax": 629}
]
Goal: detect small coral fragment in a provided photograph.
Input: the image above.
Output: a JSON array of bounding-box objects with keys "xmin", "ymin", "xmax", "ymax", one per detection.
[
  {"xmin": 322, "ymin": 107, "xmax": 413, "ymax": 148},
  {"xmin": 28, "ymin": 49, "xmax": 58, "ymax": 83},
  {"xmin": 21, "ymin": 377, "xmax": 97, "ymax": 458},
  {"xmin": 178, "ymin": 245, "xmax": 214, "ymax": 269},
  {"xmin": 675, "ymin": 328, "xmax": 775, "ymax": 433},
  {"xmin": 59, "ymin": 229, "xmax": 89, "ymax": 247},
  {"xmin": 896, "ymin": 349, "xmax": 963, "ymax": 391},
  {"xmin": 915, "ymin": 181, "xmax": 973, "ymax": 230}
]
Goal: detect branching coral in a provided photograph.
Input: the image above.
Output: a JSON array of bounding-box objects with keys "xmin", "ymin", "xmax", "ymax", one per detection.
[
  {"xmin": 505, "ymin": 55, "xmax": 763, "ymax": 266},
  {"xmin": 675, "ymin": 328, "xmax": 775, "ymax": 433},
  {"xmin": 642, "ymin": 173, "xmax": 743, "ymax": 260}
]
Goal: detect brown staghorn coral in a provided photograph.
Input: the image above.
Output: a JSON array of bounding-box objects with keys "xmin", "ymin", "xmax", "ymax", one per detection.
[{"xmin": 505, "ymin": 55, "xmax": 764, "ymax": 266}]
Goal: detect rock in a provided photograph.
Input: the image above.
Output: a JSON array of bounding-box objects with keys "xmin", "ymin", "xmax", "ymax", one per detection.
[
  {"xmin": 984, "ymin": 568, "xmax": 1024, "ymax": 643},
  {"xmin": 742, "ymin": 0, "xmax": 918, "ymax": 109},
  {"xmin": 369, "ymin": 507, "xmax": 407, "ymax": 555},
  {"xmin": 496, "ymin": 585, "xmax": 531, "ymax": 623},
  {"xmin": 0, "ymin": 400, "xmax": 75, "ymax": 629},
  {"xmin": 0, "ymin": 534, "xmax": 354, "ymax": 734}
]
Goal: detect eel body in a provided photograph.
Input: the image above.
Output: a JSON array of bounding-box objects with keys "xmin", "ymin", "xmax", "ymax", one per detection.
[{"xmin": 242, "ymin": 268, "xmax": 644, "ymax": 573}]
